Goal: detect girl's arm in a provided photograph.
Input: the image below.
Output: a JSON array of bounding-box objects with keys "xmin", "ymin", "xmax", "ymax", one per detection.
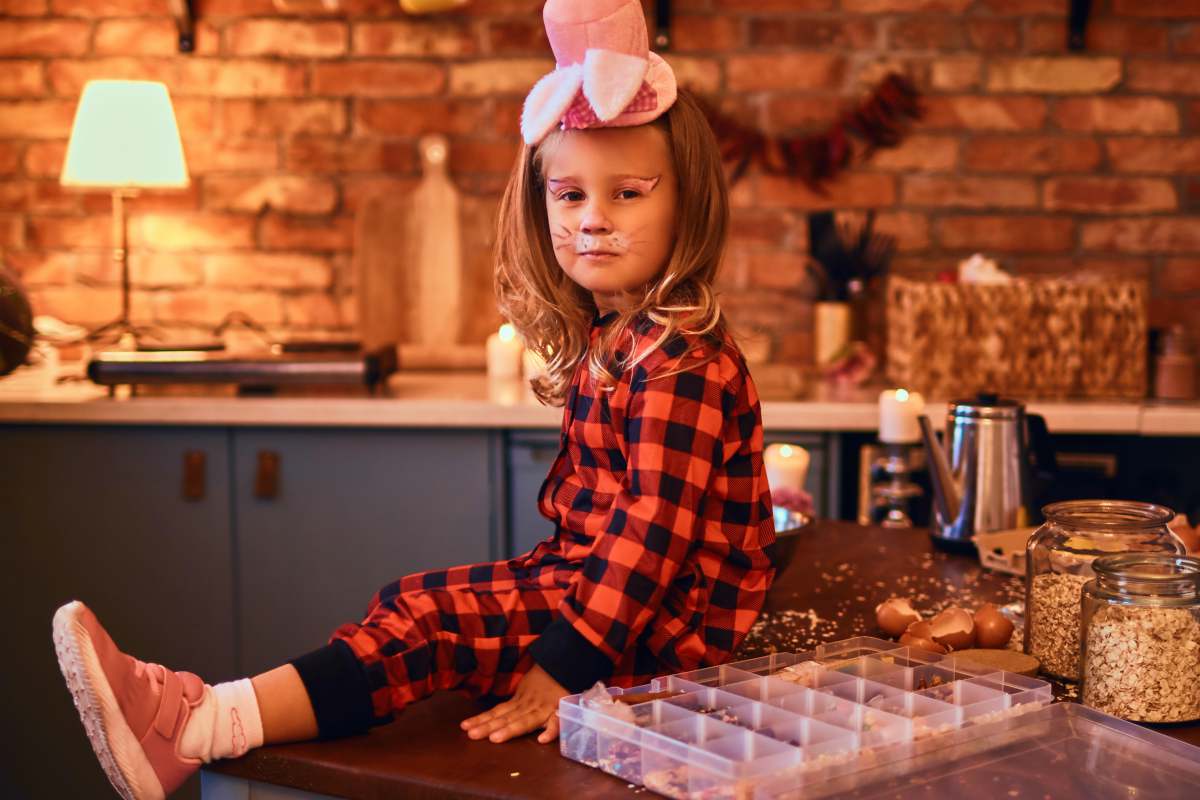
[{"xmin": 529, "ymin": 354, "xmax": 754, "ymax": 692}]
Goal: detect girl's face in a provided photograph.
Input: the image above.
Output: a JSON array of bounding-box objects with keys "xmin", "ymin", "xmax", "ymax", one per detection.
[{"xmin": 541, "ymin": 125, "xmax": 678, "ymax": 314}]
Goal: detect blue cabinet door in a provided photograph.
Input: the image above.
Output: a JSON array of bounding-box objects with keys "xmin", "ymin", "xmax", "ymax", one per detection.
[
  {"xmin": 0, "ymin": 425, "xmax": 236, "ymax": 800},
  {"xmin": 231, "ymin": 428, "xmax": 499, "ymax": 676},
  {"xmin": 506, "ymin": 430, "xmax": 560, "ymax": 558}
]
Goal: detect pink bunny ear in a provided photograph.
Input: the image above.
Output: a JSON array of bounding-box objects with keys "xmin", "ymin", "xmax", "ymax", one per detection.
[
  {"xmin": 520, "ymin": 63, "xmax": 583, "ymax": 145},
  {"xmin": 582, "ymin": 49, "xmax": 648, "ymax": 122}
]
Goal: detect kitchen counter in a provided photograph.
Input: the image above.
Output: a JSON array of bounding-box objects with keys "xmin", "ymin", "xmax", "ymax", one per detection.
[
  {"xmin": 202, "ymin": 521, "xmax": 1200, "ymax": 800},
  {"xmin": 1, "ymin": 371, "xmax": 1198, "ymax": 435}
]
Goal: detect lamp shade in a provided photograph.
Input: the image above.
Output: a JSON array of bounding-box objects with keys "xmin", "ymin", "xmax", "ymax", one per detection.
[{"xmin": 60, "ymin": 80, "xmax": 189, "ymax": 189}]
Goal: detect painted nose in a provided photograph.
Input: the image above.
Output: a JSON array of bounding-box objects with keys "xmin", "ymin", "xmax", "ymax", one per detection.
[{"xmin": 579, "ymin": 203, "xmax": 613, "ymax": 234}]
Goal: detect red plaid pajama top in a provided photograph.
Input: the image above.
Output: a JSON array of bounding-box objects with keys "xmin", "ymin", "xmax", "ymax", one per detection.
[{"xmin": 521, "ymin": 310, "xmax": 777, "ymax": 692}]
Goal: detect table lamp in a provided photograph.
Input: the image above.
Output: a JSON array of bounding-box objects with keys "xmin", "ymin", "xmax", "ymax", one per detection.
[{"xmin": 60, "ymin": 80, "xmax": 189, "ymax": 345}]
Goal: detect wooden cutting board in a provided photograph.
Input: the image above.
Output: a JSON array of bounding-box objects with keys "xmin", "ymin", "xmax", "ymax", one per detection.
[{"xmin": 354, "ymin": 134, "xmax": 500, "ymax": 360}]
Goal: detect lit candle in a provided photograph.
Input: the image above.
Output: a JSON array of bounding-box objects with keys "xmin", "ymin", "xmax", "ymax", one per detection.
[
  {"xmin": 879, "ymin": 388, "xmax": 926, "ymax": 444},
  {"xmin": 764, "ymin": 443, "xmax": 810, "ymax": 494},
  {"xmin": 486, "ymin": 324, "xmax": 523, "ymax": 379}
]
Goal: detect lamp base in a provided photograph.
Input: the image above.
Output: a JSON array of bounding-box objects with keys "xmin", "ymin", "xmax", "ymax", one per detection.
[{"xmin": 86, "ymin": 316, "xmax": 162, "ymax": 348}]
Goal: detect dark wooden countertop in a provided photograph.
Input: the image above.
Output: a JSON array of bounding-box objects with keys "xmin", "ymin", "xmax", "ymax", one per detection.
[{"xmin": 207, "ymin": 521, "xmax": 1200, "ymax": 798}]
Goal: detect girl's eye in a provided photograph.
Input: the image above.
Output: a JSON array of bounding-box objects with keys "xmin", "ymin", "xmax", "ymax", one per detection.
[
  {"xmin": 616, "ymin": 189, "xmax": 641, "ymax": 200},
  {"xmin": 556, "ymin": 190, "xmax": 584, "ymax": 202}
]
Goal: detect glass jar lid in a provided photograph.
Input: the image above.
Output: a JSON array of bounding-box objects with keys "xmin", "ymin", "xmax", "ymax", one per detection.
[
  {"xmin": 1043, "ymin": 500, "xmax": 1176, "ymax": 531},
  {"xmin": 1093, "ymin": 553, "xmax": 1200, "ymax": 601}
]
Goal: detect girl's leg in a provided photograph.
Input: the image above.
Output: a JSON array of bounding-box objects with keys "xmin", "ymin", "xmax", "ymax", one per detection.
[{"xmin": 251, "ymin": 664, "xmax": 318, "ymax": 744}]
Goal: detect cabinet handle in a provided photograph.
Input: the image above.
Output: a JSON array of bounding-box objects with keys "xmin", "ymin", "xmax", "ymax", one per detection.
[
  {"xmin": 255, "ymin": 450, "xmax": 281, "ymax": 500},
  {"xmin": 183, "ymin": 450, "xmax": 206, "ymax": 501}
]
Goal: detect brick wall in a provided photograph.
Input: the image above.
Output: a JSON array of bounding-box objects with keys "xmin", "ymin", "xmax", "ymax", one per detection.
[{"xmin": 1, "ymin": 0, "xmax": 1197, "ymax": 364}]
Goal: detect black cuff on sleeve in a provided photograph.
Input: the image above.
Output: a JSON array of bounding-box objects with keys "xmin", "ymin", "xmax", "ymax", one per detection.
[
  {"xmin": 287, "ymin": 639, "xmax": 378, "ymax": 740},
  {"xmin": 528, "ymin": 617, "xmax": 616, "ymax": 694}
]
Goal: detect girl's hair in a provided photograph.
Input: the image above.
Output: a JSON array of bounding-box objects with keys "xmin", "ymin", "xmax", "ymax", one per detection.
[{"xmin": 494, "ymin": 88, "xmax": 730, "ymax": 406}]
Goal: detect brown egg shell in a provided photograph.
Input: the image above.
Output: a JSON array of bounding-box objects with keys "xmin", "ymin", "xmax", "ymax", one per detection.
[
  {"xmin": 898, "ymin": 632, "xmax": 948, "ymax": 655},
  {"xmin": 875, "ymin": 598, "xmax": 922, "ymax": 638},
  {"xmin": 930, "ymin": 607, "xmax": 976, "ymax": 651},
  {"xmin": 973, "ymin": 604, "xmax": 1015, "ymax": 649}
]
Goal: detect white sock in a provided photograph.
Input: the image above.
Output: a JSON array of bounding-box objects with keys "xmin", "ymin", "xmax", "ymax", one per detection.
[{"xmin": 179, "ymin": 678, "xmax": 265, "ymax": 763}]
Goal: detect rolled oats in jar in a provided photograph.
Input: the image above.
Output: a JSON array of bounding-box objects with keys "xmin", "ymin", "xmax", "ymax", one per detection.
[
  {"xmin": 1081, "ymin": 554, "xmax": 1200, "ymax": 723},
  {"xmin": 1025, "ymin": 501, "xmax": 1182, "ymax": 681}
]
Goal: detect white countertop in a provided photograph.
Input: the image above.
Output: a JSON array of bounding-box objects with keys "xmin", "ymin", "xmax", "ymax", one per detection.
[{"xmin": 0, "ymin": 370, "xmax": 1197, "ymax": 435}]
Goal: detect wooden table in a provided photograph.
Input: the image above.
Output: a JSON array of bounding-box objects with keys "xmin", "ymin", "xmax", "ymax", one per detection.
[{"xmin": 204, "ymin": 521, "xmax": 1200, "ymax": 799}]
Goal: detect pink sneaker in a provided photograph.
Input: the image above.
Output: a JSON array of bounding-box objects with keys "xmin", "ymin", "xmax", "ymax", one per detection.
[{"xmin": 52, "ymin": 601, "xmax": 204, "ymax": 800}]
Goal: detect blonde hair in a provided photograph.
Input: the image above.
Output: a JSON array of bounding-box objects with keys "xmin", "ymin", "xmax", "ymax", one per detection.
[{"xmin": 494, "ymin": 89, "xmax": 730, "ymax": 406}]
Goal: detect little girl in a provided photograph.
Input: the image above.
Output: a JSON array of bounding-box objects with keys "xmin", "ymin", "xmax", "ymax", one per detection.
[{"xmin": 51, "ymin": 2, "xmax": 777, "ymax": 798}]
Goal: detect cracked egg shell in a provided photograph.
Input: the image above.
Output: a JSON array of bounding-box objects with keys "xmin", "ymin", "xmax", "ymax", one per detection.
[
  {"xmin": 973, "ymin": 603, "xmax": 1014, "ymax": 649},
  {"xmin": 875, "ymin": 598, "xmax": 922, "ymax": 638},
  {"xmin": 929, "ymin": 607, "xmax": 976, "ymax": 651},
  {"xmin": 899, "ymin": 630, "xmax": 947, "ymax": 655}
]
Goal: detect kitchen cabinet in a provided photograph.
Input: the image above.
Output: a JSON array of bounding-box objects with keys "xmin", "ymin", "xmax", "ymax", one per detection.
[
  {"xmin": 0, "ymin": 425, "xmax": 236, "ymax": 800},
  {"xmin": 231, "ymin": 428, "xmax": 500, "ymax": 675}
]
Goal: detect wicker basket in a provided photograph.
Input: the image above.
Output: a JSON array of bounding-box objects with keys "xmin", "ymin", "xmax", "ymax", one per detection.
[{"xmin": 886, "ymin": 277, "xmax": 1147, "ymax": 400}]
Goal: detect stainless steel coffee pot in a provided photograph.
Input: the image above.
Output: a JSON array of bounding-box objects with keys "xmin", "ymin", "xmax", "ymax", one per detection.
[{"xmin": 918, "ymin": 395, "xmax": 1046, "ymax": 552}]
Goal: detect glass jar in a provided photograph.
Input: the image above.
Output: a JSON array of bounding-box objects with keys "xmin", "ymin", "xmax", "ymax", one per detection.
[
  {"xmin": 1081, "ymin": 554, "xmax": 1200, "ymax": 722},
  {"xmin": 1024, "ymin": 500, "xmax": 1182, "ymax": 681}
]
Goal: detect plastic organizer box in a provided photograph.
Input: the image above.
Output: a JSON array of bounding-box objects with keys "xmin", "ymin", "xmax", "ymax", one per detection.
[{"xmin": 557, "ymin": 635, "xmax": 1200, "ymax": 799}]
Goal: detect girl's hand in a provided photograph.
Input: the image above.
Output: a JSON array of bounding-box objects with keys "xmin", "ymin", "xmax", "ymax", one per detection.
[{"xmin": 460, "ymin": 664, "xmax": 568, "ymax": 744}]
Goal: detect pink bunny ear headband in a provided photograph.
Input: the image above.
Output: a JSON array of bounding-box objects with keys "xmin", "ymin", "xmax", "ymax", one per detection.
[{"xmin": 520, "ymin": 0, "xmax": 678, "ymax": 146}]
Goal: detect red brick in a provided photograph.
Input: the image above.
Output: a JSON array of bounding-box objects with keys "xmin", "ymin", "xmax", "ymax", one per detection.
[
  {"xmin": 1127, "ymin": 60, "xmax": 1200, "ymax": 94},
  {"xmin": 987, "ymin": 57, "xmax": 1121, "ymax": 93},
  {"xmin": 354, "ymin": 19, "xmax": 477, "ymax": 56},
  {"xmin": 1045, "ymin": 177, "xmax": 1177, "ymax": 213},
  {"xmin": 0, "ymin": 213, "xmax": 23, "ymax": 247},
  {"xmin": 259, "ymin": 213, "xmax": 353, "ymax": 251},
  {"xmin": 748, "ymin": 17, "xmax": 875, "ymax": 50},
  {"xmin": 29, "ymin": 286, "xmax": 125, "ymax": 326},
  {"xmin": 1106, "ymin": 138, "xmax": 1200, "ymax": 173},
  {"xmin": 0, "ymin": 100, "xmax": 74, "ymax": 138},
  {"xmin": 742, "ymin": 249, "xmax": 810, "ymax": 292},
  {"xmin": 484, "ymin": 19, "xmax": 548, "ymax": 54},
  {"xmin": 283, "ymin": 292, "xmax": 349, "ymax": 329},
  {"xmin": 172, "ymin": 99, "xmax": 216, "ymax": 137},
  {"xmin": 1177, "ymin": 25, "xmax": 1200, "ymax": 56},
  {"xmin": 448, "ymin": 58, "xmax": 553, "ymax": 96},
  {"xmin": 765, "ymin": 95, "xmax": 842, "ymax": 130},
  {"xmin": 49, "ymin": 0, "xmax": 160, "ymax": 14},
  {"xmin": 181, "ymin": 138, "xmax": 279, "ymax": 173},
  {"xmin": 178, "ymin": 60, "xmax": 307, "ymax": 98},
  {"xmin": 929, "ymin": 57, "xmax": 982, "ymax": 91},
  {"xmin": 1, "ymin": 180, "xmax": 80, "ymax": 213},
  {"xmin": 728, "ymin": 208, "xmax": 793, "ymax": 248},
  {"xmin": 80, "ymin": 186, "xmax": 199, "ymax": 215},
  {"xmin": 903, "ymin": 176, "xmax": 1037, "ymax": 208},
  {"xmin": 204, "ymin": 175, "xmax": 338, "ymax": 215},
  {"xmin": 47, "ymin": 58, "xmax": 179, "ymax": 96},
  {"xmin": 759, "ymin": 172, "xmax": 896, "ymax": 209},
  {"xmin": 1082, "ymin": 217, "xmax": 1200, "ymax": 253},
  {"xmin": 1189, "ymin": 101, "xmax": 1200, "ymax": 131},
  {"xmin": 1185, "ymin": 177, "xmax": 1200, "ymax": 211},
  {"xmin": 313, "ymin": 61, "xmax": 445, "ymax": 97},
  {"xmin": 1026, "ymin": 20, "xmax": 1170, "ymax": 54},
  {"xmin": 219, "ymin": 99, "xmax": 347, "ymax": 137},
  {"xmin": 0, "ymin": 60, "xmax": 43, "ymax": 97},
  {"xmin": 197, "ymin": 0, "xmax": 278, "ymax": 15},
  {"xmin": 128, "ymin": 213, "xmax": 256, "ymax": 250},
  {"xmin": 69, "ymin": 252, "xmax": 205, "ymax": 288},
  {"xmin": 978, "ymin": 0, "xmax": 1062, "ymax": 11},
  {"xmin": 152, "ymin": 288, "xmax": 283, "ymax": 327},
  {"xmin": 1111, "ymin": 0, "xmax": 1200, "ymax": 18},
  {"xmin": 662, "ymin": 56, "xmax": 722, "ymax": 94},
  {"xmin": 27, "ymin": 215, "xmax": 108, "ymax": 248},
  {"xmin": 0, "ymin": 1, "xmax": 48, "ymax": 15},
  {"xmin": 842, "ymin": 0, "xmax": 970, "ymax": 10},
  {"xmin": 0, "ymin": 20, "xmax": 90, "ymax": 57},
  {"xmin": 340, "ymin": 176, "xmax": 419, "ymax": 214},
  {"xmin": 964, "ymin": 136, "xmax": 1102, "ymax": 173},
  {"xmin": 938, "ymin": 216, "xmax": 1075, "ymax": 253},
  {"xmin": 669, "ymin": 14, "xmax": 743, "ymax": 52},
  {"xmin": 727, "ymin": 53, "xmax": 844, "ymax": 92},
  {"xmin": 95, "ymin": 20, "xmax": 190, "ymax": 56},
  {"xmin": 969, "ymin": 20, "xmax": 1021, "ymax": 51},
  {"xmin": 1014, "ymin": 257, "xmax": 1152, "ymax": 281},
  {"xmin": 921, "ymin": 96, "xmax": 1047, "ymax": 131},
  {"xmin": 870, "ymin": 135, "xmax": 959, "ymax": 171},
  {"xmin": 23, "ymin": 141, "xmax": 66, "ymax": 177},
  {"xmin": 203, "ymin": 253, "xmax": 330, "ymax": 289},
  {"xmin": 284, "ymin": 137, "xmax": 415, "ymax": 173},
  {"xmin": 1161, "ymin": 258, "xmax": 1200, "ymax": 294},
  {"xmin": 6, "ymin": 250, "xmax": 96, "ymax": 286},
  {"xmin": 887, "ymin": 19, "xmax": 963, "ymax": 51},
  {"xmin": 449, "ymin": 139, "xmax": 519, "ymax": 175},
  {"xmin": 0, "ymin": 142, "xmax": 20, "ymax": 176},
  {"xmin": 839, "ymin": 210, "xmax": 931, "ymax": 253},
  {"xmin": 1054, "ymin": 98, "xmax": 1179, "ymax": 133},
  {"xmin": 228, "ymin": 20, "xmax": 348, "ymax": 58},
  {"xmin": 355, "ymin": 98, "xmax": 492, "ymax": 137}
]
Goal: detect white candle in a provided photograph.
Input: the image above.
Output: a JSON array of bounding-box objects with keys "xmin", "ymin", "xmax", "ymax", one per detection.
[
  {"xmin": 879, "ymin": 388, "xmax": 925, "ymax": 444},
  {"xmin": 522, "ymin": 347, "xmax": 547, "ymax": 382},
  {"xmin": 486, "ymin": 324, "xmax": 523, "ymax": 379},
  {"xmin": 764, "ymin": 443, "xmax": 810, "ymax": 493}
]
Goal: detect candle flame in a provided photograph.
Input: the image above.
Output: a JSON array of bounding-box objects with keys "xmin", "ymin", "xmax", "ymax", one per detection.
[
  {"xmin": 895, "ymin": 388, "xmax": 910, "ymax": 402},
  {"xmin": 498, "ymin": 323, "xmax": 516, "ymax": 342},
  {"xmin": 779, "ymin": 444, "xmax": 794, "ymax": 458}
]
